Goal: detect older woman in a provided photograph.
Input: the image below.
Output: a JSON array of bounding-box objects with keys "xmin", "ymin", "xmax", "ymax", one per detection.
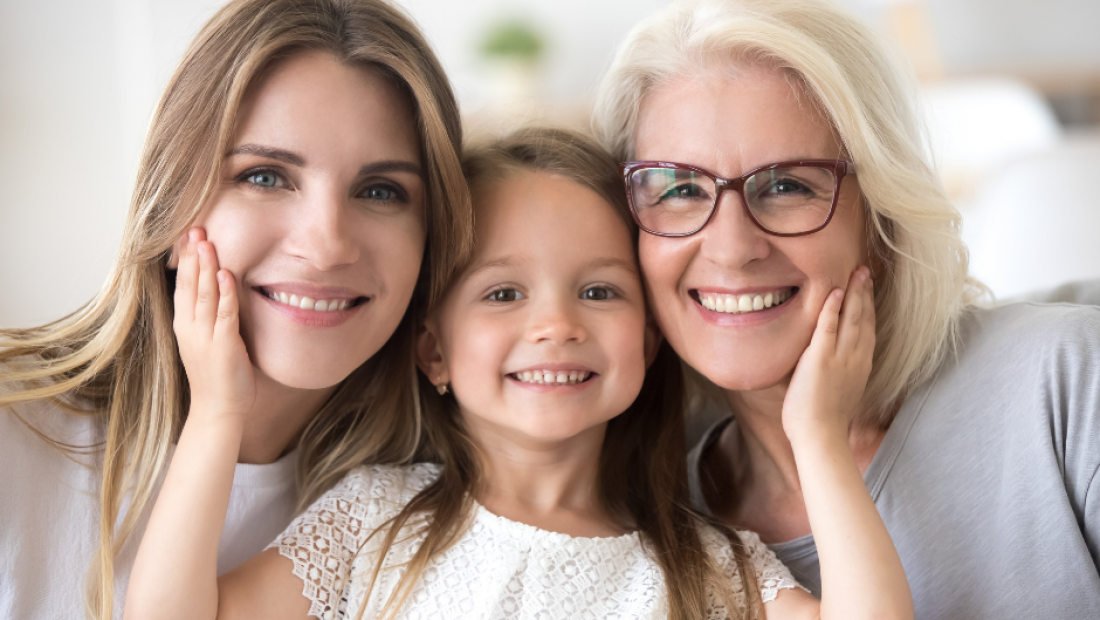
[{"xmin": 594, "ymin": 0, "xmax": 1100, "ymax": 618}]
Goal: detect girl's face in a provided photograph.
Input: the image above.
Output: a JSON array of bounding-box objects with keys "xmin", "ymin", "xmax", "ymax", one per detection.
[
  {"xmin": 192, "ymin": 51, "xmax": 426, "ymax": 390},
  {"xmin": 633, "ymin": 65, "xmax": 867, "ymax": 392},
  {"xmin": 421, "ymin": 172, "xmax": 651, "ymax": 447}
]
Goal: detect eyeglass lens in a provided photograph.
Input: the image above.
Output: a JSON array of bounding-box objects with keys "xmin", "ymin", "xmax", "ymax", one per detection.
[{"xmin": 628, "ymin": 165, "xmax": 837, "ymax": 235}]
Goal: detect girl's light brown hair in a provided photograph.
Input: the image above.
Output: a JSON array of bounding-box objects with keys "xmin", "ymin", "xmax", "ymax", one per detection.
[
  {"xmin": 0, "ymin": 1, "xmax": 472, "ymax": 617},
  {"xmin": 351, "ymin": 127, "xmax": 764, "ymax": 620}
]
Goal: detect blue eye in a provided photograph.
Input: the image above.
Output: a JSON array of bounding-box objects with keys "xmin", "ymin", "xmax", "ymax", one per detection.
[
  {"xmin": 246, "ymin": 171, "xmax": 280, "ymax": 188},
  {"xmin": 581, "ymin": 286, "xmax": 616, "ymax": 301},
  {"xmin": 361, "ymin": 183, "xmax": 406, "ymax": 202},
  {"xmin": 486, "ymin": 288, "xmax": 524, "ymax": 302}
]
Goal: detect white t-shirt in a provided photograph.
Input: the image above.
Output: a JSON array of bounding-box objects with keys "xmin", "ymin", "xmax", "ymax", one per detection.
[
  {"xmin": 270, "ymin": 463, "xmax": 801, "ymax": 620},
  {"xmin": 0, "ymin": 392, "xmax": 298, "ymax": 619}
]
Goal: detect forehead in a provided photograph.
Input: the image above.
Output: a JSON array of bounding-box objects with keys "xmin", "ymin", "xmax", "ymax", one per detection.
[
  {"xmin": 468, "ymin": 171, "xmax": 636, "ymax": 270},
  {"xmin": 233, "ymin": 50, "xmax": 420, "ymax": 164},
  {"xmin": 635, "ymin": 64, "xmax": 841, "ymax": 176}
]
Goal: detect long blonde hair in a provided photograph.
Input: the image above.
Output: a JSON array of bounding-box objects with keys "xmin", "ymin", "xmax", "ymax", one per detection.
[
  {"xmin": 351, "ymin": 128, "xmax": 762, "ymax": 620},
  {"xmin": 593, "ymin": 0, "xmax": 983, "ymax": 426},
  {"xmin": 0, "ymin": 1, "xmax": 472, "ymax": 617}
]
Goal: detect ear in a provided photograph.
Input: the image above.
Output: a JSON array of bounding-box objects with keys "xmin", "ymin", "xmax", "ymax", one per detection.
[
  {"xmin": 416, "ymin": 317, "xmax": 449, "ymax": 387},
  {"xmin": 643, "ymin": 313, "xmax": 664, "ymax": 369}
]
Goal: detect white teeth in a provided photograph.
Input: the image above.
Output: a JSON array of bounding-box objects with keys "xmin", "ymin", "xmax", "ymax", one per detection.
[
  {"xmin": 699, "ymin": 288, "xmax": 794, "ymax": 315},
  {"xmin": 267, "ymin": 290, "xmax": 354, "ymax": 312},
  {"xmin": 513, "ymin": 370, "xmax": 590, "ymax": 385}
]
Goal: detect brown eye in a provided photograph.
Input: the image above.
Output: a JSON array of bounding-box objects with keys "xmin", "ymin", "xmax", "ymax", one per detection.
[
  {"xmin": 486, "ymin": 288, "xmax": 523, "ymax": 302},
  {"xmin": 581, "ymin": 286, "xmax": 615, "ymax": 301}
]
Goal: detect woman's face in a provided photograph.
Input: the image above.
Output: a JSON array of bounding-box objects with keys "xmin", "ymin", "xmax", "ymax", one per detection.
[
  {"xmin": 193, "ymin": 50, "xmax": 425, "ymax": 390},
  {"xmin": 634, "ymin": 65, "xmax": 866, "ymax": 392}
]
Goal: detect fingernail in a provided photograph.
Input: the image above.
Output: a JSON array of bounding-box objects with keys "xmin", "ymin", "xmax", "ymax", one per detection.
[
  {"xmin": 217, "ymin": 271, "xmax": 227, "ymax": 284},
  {"xmin": 189, "ymin": 229, "xmax": 199, "ymax": 242}
]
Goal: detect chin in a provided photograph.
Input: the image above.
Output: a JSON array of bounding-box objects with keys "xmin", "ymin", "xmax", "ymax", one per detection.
[
  {"xmin": 684, "ymin": 350, "xmax": 799, "ymax": 394},
  {"xmin": 253, "ymin": 353, "xmax": 364, "ymax": 390}
]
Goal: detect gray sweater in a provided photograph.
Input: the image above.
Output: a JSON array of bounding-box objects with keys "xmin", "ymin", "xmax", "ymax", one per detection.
[{"xmin": 688, "ymin": 302, "xmax": 1100, "ymax": 619}]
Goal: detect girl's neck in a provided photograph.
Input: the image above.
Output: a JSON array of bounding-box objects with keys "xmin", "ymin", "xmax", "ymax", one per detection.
[
  {"xmin": 235, "ymin": 370, "xmax": 336, "ymax": 465},
  {"xmin": 468, "ymin": 418, "xmax": 624, "ymax": 538}
]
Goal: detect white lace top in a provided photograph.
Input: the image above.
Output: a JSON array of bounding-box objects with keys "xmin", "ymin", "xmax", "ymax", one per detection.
[{"xmin": 270, "ymin": 463, "xmax": 800, "ymax": 619}]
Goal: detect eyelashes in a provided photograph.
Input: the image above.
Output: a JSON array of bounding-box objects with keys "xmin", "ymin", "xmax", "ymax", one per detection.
[
  {"xmin": 234, "ymin": 166, "xmax": 411, "ymax": 205},
  {"xmin": 481, "ymin": 284, "xmax": 624, "ymax": 304}
]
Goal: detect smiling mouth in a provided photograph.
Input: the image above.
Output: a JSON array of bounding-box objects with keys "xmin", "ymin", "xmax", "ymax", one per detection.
[
  {"xmin": 509, "ymin": 370, "xmax": 596, "ymax": 385},
  {"xmin": 692, "ymin": 287, "xmax": 798, "ymax": 315},
  {"xmin": 258, "ymin": 287, "xmax": 369, "ymax": 312}
]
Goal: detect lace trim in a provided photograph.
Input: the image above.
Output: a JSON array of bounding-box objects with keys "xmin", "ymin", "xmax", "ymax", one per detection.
[{"xmin": 272, "ymin": 464, "xmax": 803, "ymax": 619}]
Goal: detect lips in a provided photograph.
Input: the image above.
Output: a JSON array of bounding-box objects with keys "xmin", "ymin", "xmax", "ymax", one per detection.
[
  {"xmin": 508, "ymin": 369, "xmax": 594, "ymax": 385},
  {"xmin": 256, "ymin": 285, "xmax": 369, "ymax": 313},
  {"xmin": 693, "ymin": 287, "xmax": 797, "ymax": 315}
]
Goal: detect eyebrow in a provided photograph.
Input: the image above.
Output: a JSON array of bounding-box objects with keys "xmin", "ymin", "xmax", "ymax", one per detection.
[
  {"xmin": 465, "ymin": 256, "xmax": 518, "ymax": 280},
  {"xmin": 226, "ymin": 145, "xmax": 423, "ymax": 179},
  {"xmin": 583, "ymin": 257, "xmax": 639, "ymax": 274},
  {"xmin": 464, "ymin": 255, "xmax": 638, "ymax": 281},
  {"xmin": 359, "ymin": 160, "xmax": 424, "ymax": 180},
  {"xmin": 227, "ymin": 144, "xmax": 305, "ymax": 166}
]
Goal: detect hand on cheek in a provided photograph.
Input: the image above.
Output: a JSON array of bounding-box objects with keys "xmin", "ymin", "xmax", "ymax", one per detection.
[
  {"xmin": 781, "ymin": 265, "xmax": 875, "ymax": 442},
  {"xmin": 173, "ymin": 227, "xmax": 257, "ymax": 422}
]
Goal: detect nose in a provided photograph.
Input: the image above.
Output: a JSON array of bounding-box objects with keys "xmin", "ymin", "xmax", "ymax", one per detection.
[
  {"xmin": 526, "ymin": 294, "xmax": 588, "ymax": 345},
  {"xmin": 286, "ymin": 187, "xmax": 360, "ymax": 270},
  {"xmin": 697, "ymin": 190, "xmax": 771, "ymax": 268}
]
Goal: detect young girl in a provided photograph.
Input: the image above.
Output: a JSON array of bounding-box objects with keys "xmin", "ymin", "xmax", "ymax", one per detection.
[
  {"xmin": 125, "ymin": 128, "xmax": 910, "ymax": 619},
  {"xmin": 0, "ymin": 1, "xmax": 470, "ymax": 618}
]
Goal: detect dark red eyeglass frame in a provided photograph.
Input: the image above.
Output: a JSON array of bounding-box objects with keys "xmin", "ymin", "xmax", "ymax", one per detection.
[{"xmin": 619, "ymin": 159, "xmax": 857, "ymax": 238}]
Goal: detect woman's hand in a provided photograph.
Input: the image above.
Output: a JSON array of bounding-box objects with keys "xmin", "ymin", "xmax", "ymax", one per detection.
[
  {"xmin": 174, "ymin": 227, "xmax": 256, "ymax": 421},
  {"xmin": 781, "ymin": 266, "xmax": 875, "ymax": 443}
]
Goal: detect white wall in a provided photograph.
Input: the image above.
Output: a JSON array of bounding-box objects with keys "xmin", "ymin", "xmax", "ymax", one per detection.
[
  {"xmin": 2, "ymin": 0, "xmax": 1098, "ymax": 326},
  {"xmin": 0, "ymin": 0, "xmax": 668, "ymax": 327}
]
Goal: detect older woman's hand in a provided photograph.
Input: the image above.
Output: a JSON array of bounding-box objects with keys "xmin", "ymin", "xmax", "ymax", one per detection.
[{"xmin": 781, "ymin": 266, "xmax": 875, "ymax": 443}]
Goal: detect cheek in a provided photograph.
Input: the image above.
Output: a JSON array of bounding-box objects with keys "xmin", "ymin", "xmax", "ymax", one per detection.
[
  {"xmin": 638, "ymin": 235, "xmax": 690, "ymax": 327},
  {"xmin": 193, "ymin": 199, "xmax": 280, "ymax": 276},
  {"xmin": 360, "ymin": 212, "xmax": 426, "ymax": 293}
]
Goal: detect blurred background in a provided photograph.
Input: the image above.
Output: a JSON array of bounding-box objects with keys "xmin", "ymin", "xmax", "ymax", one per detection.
[{"xmin": 2, "ymin": 0, "xmax": 1100, "ymax": 327}]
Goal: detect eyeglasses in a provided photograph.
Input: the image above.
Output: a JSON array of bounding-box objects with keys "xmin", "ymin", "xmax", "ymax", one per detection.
[{"xmin": 620, "ymin": 160, "xmax": 856, "ymax": 237}]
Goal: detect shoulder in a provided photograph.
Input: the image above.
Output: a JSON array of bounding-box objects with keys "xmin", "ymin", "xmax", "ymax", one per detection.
[
  {"xmin": 276, "ymin": 462, "xmax": 441, "ymax": 544},
  {"xmin": 327, "ymin": 462, "xmax": 442, "ymax": 507},
  {"xmin": 698, "ymin": 524, "xmax": 803, "ymax": 605},
  {"xmin": 958, "ymin": 302, "xmax": 1099, "ymax": 354}
]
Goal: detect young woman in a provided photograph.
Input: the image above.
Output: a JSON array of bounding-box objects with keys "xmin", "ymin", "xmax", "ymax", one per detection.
[
  {"xmin": 0, "ymin": 1, "xmax": 471, "ymax": 618},
  {"xmin": 124, "ymin": 127, "xmax": 911, "ymax": 620}
]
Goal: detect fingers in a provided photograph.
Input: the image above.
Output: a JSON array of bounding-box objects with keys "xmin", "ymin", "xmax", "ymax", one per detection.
[
  {"xmin": 173, "ymin": 229, "xmax": 205, "ymax": 324},
  {"xmin": 836, "ymin": 267, "xmax": 869, "ymax": 354},
  {"xmin": 194, "ymin": 240, "xmax": 222, "ymax": 334},
  {"xmin": 213, "ymin": 270, "xmax": 240, "ymax": 341},
  {"xmin": 809, "ymin": 288, "xmax": 844, "ymax": 356}
]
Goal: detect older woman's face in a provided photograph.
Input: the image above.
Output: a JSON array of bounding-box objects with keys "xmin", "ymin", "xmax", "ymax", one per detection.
[{"xmin": 634, "ymin": 65, "xmax": 866, "ymax": 391}]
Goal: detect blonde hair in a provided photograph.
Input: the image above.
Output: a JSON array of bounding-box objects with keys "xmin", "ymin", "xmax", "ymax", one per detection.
[
  {"xmin": 349, "ymin": 127, "xmax": 761, "ymax": 620},
  {"xmin": 0, "ymin": 1, "xmax": 472, "ymax": 618},
  {"xmin": 593, "ymin": 0, "xmax": 982, "ymax": 425}
]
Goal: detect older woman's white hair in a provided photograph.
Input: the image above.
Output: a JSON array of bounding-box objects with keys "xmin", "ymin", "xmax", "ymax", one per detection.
[{"xmin": 593, "ymin": 0, "xmax": 982, "ymax": 425}]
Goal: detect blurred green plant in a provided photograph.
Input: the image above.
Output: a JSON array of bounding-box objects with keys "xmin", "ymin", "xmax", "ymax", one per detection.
[{"xmin": 479, "ymin": 18, "xmax": 545, "ymax": 63}]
